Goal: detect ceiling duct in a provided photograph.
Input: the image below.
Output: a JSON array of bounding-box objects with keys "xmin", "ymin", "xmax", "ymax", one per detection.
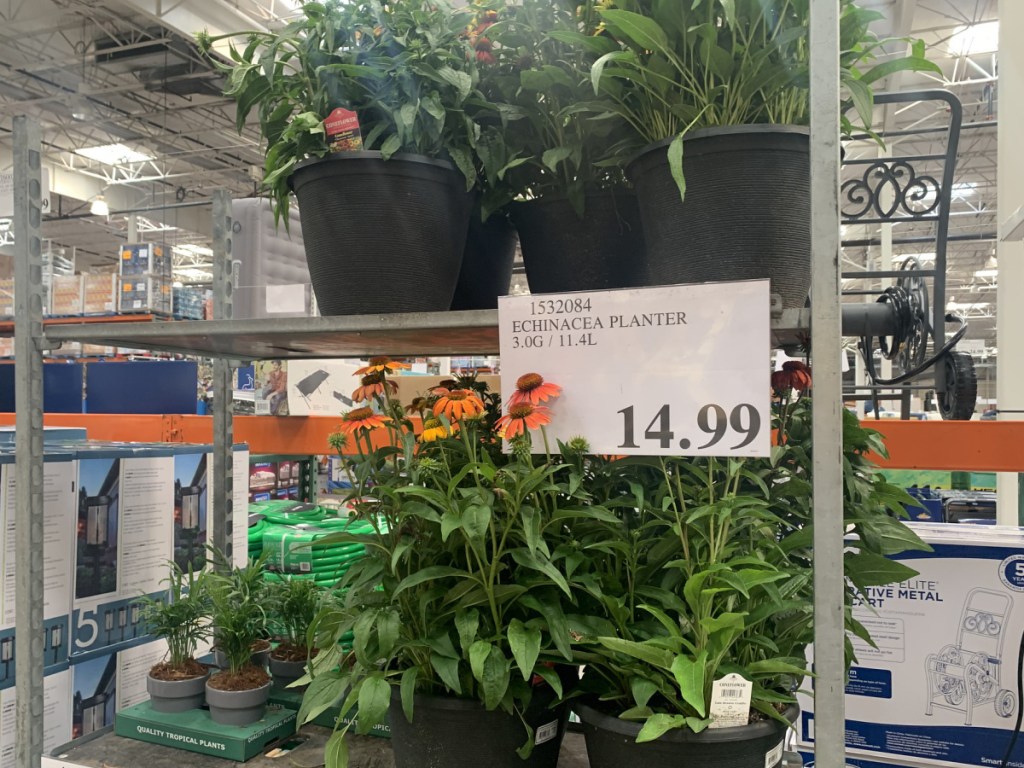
[{"xmin": 93, "ymin": 28, "xmax": 225, "ymax": 97}]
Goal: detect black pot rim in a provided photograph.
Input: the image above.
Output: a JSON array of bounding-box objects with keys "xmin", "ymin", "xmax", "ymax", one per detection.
[
  {"xmin": 292, "ymin": 150, "xmax": 455, "ymax": 176},
  {"xmin": 629, "ymin": 124, "xmax": 810, "ymax": 168},
  {"xmin": 573, "ymin": 699, "xmax": 798, "ymax": 744},
  {"xmin": 511, "ymin": 190, "xmax": 637, "ymax": 210}
]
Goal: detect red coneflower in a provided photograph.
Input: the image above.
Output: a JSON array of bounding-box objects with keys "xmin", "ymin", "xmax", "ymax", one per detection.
[
  {"xmin": 337, "ymin": 406, "xmax": 390, "ymax": 435},
  {"xmin": 433, "ymin": 389, "xmax": 485, "ymax": 421},
  {"xmin": 354, "ymin": 356, "xmax": 411, "ymax": 376},
  {"xmin": 771, "ymin": 360, "xmax": 812, "ymax": 394},
  {"xmin": 351, "ymin": 371, "xmax": 398, "ymax": 403},
  {"xmin": 476, "ymin": 48, "xmax": 496, "ymax": 64},
  {"xmin": 508, "ymin": 372, "xmax": 561, "ymax": 406},
  {"xmin": 495, "ymin": 403, "xmax": 552, "ymax": 439}
]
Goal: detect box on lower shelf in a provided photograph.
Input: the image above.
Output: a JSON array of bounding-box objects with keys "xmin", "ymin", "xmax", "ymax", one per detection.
[
  {"xmin": 118, "ymin": 276, "xmax": 172, "ymax": 315},
  {"xmin": 269, "ymin": 685, "xmax": 391, "ymax": 738},
  {"xmin": 114, "ymin": 700, "xmax": 297, "ymax": 762}
]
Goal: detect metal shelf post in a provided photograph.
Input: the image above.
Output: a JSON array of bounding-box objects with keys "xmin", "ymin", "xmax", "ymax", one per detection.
[
  {"xmin": 13, "ymin": 114, "xmax": 45, "ymax": 768},
  {"xmin": 810, "ymin": 3, "xmax": 846, "ymax": 768},
  {"xmin": 211, "ymin": 190, "xmax": 234, "ymax": 566}
]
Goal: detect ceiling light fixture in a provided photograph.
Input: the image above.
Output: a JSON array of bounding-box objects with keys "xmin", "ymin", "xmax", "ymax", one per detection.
[
  {"xmin": 173, "ymin": 244, "xmax": 214, "ymax": 258},
  {"xmin": 947, "ymin": 301, "xmax": 990, "ymax": 311},
  {"xmin": 75, "ymin": 143, "xmax": 153, "ymax": 166},
  {"xmin": 89, "ymin": 195, "xmax": 109, "ymax": 217},
  {"xmin": 974, "ymin": 268, "xmax": 998, "ymax": 278},
  {"xmin": 893, "ymin": 252, "xmax": 936, "ymax": 264},
  {"xmin": 949, "ymin": 21, "xmax": 999, "ymax": 57}
]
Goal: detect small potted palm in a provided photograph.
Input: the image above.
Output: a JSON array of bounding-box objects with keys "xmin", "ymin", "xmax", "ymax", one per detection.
[
  {"xmin": 136, "ymin": 562, "xmax": 211, "ymax": 713},
  {"xmin": 267, "ymin": 578, "xmax": 322, "ymax": 690},
  {"xmin": 199, "ymin": 0, "xmax": 485, "ymax": 316},
  {"xmin": 586, "ymin": 0, "xmax": 939, "ymax": 307},
  {"xmin": 206, "ymin": 558, "xmax": 272, "ymax": 726}
]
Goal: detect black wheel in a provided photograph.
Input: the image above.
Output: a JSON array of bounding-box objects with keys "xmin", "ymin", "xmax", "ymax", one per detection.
[
  {"xmin": 997, "ymin": 689, "xmax": 1016, "ymax": 718},
  {"xmin": 938, "ymin": 351, "xmax": 977, "ymax": 421}
]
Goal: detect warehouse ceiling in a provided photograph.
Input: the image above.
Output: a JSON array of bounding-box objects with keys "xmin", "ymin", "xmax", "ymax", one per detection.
[{"xmin": 0, "ymin": 0, "xmax": 1003, "ymax": 360}]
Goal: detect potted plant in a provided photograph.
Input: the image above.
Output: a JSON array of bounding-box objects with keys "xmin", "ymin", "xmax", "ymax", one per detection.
[
  {"xmin": 297, "ymin": 361, "xmax": 588, "ymax": 768},
  {"xmin": 585, "ymin": 0, "xmax": 940, "ymax": 307},
  {"xmin": 135, "ymin": 562, "xmax": 211, "ymax": 713},
  {"xmin": 198, "ymin": 0, "xmax": 484, "ymax": 316},
  {"xmin": 267, "ymin": 577, "xmax": 322, "ymax": 690},
  {"xmin": 470, "ymin": 0, "xmax": 646, "ymax": 293},
  {"xmin": 206, "ymin": 557, "xmax": 273, "ymax": 726},
  {"xmin": 564, "ymin": 367, "xmax": 931, "ymax": 766}
]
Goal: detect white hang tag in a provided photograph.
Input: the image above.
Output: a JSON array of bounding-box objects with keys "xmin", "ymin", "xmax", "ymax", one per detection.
[{"xmin": 708, "ymin": 673, "xmax": 753, "ymax": 729}]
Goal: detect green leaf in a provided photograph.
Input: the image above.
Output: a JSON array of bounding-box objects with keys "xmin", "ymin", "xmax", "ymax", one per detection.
[
  {"xmin": 859, "ymin": 56, "xmax": 942, "ymax": 86},
  {"xmin": 481, "ymin": 646, "xmax": 512, "ymax": 710},
  {"xmin": 520, "ymin": 69, "xmax": 554, "ymax": 92},
  {"xmin": 437, "ymin": 66, "xmax": 472, "ymax": 100},
  {"xmin": 455, "ymin": 609, "xmax": 480, "ymax": 653},
  {"xmin": 324, "ymin": 730, "xmax": 349, "ymax": 768},
  {"xmin": 636, "ymin": 713, "xmax": 687, "ymax": 742},
  {"xmin": 670, "ymin": 652, "xmax": 708, "ymax": 717},
  {"xmin": 463, "ymin": 505, "xmax": 491, "ymax": 543},
  {"xmin": 547, "ymin": 29, "xmax": 618, "ymax": 56},
  {"xmin": 356, "ymin": 676, "xmax": 391, "ymax": 735},
  {"xmin": 510, "ymin": 549, "xmax": 571, "ymax": 597},
  {"xmin": 393, "ymin": 566, "xmax": 466, "ymax": 597},
  {"xmin": 380, "ymin": 134, "xmax": 402, "ymax": 160},
  {"xmin": 377, "ymin": 609, "xmax": 400, "ymax": 655},
  {"xmin": 667, "ymin": 134, "xmax": 686, "ymax": 202},
  {"xmin": 508, "ymin": 619, "xmax": 541, "ymax": 681},
  {"xmin": 431, "ymin": 652, "xmax": 463, "ymax": 694},
  {"xmin": 542, "ymin": 147, "xmax": 573, "ymax": 173},
  {"xmin": 599, "ymin": 9, "xmax": 670, "ymax": 53},
  {"xmin": 591, "ymin": 50, "xmax": 634, "ymax": 95},
  {"xmin": 297, "ymin": 669, "xmax": 344, "ymax": 726},
  {"xmin": 596, "ymin": 637, "xmax": 674, "ymax": 670},
  {"xmin": 532, "ymin": 665, "xmax": 563, "ymax": 700},
  {"xmin": 469, "ymin": 640, "xmax": 491, "ymax": 683},
  {"xmin": 631, "ymin": 678, "xmax": 658, "ymax": 709},
  {"xmin": 845, "ymin": 551, "xmax": 920, "ymax": 589},
  {"xmin": 746, "ymin": 660, "xmax": 808, "ymax": 676},
  {"xmin": 400, "ymin": 667, "xmax": 417, "ymax": 724},
  {"xmin": 844, "ymin": 76, "xmax": 874, "ymax": 131},
  {"xmin": 441, "ymin": 509, "xmax": 462, "ymax": 541}
]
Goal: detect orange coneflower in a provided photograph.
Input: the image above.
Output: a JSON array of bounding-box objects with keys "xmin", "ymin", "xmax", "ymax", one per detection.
[
  {"xmin": 337, "ymin": 406, "xmax": 390, "ymax": 435},
  {"xmin": 495, "ymin": 403, "xmax": 551, "ymax": 439},
  {"xmin": 420, "ymin": 417, "xmax": 459, "ymax": 443},
  {"xmin": 433, "ymin": 389, "xmax": 485, "ymax": 421},
  {"xmin": 351, "ymin": 371, "xmax": 398, "ymax": 403},
  {"xmin": 772, "ymin": 360, "xmax": 812, "ymax": 394},
  {"xmin": 508, "ymin": 372, "xmax": 561, "ymax": 407},
  {"xmin": 354, "ymin": 356, "xmax": 412, "ymax": 376}
]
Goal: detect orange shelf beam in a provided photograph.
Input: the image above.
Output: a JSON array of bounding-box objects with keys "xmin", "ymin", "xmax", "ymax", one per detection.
[{"xmin": 0, "ymin": 414, "xmax": 1021, "ymax": 472}]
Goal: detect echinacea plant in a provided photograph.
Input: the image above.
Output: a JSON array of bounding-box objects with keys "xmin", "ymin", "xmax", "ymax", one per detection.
[{"xmin": 301, "ymin": 362, "xmax": 599, "ymax": 766}]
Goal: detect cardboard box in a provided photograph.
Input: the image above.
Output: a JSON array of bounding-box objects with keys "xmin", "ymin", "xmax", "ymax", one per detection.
[
  {"xmin": 71, "ymin": 449, "xmax": 174, "ymax": 660},
  {"xmin": 253, "ymin": 361, "xmax": 289, "ymax": 416},
  {"xmin": 49, "ymin": 275, "xmax": 83, "ymax": 316},
  {"xmin": 81, "ymin": 274, "xmax": 116, "ymax": 315},
  {"xmin": 249, "ymin": 462, "xmax": 278, "ymax": 493},
  {"xmin": 270, "ymin": 685, "xmax": 390, "ymax": 738},
  {"xmin": 798, "ymin": 524, "xmax": 1024, "ymax": 768},
  {"xmin": 118, "ymin": 244, "xmax": 171, "ymax": 278},
  {"xmin": 117, "ymin": 276, "xmax": 172, "ymax": 315},
  {"xmin": 115, "ymin": 702, "xmax": 297, "ymax": 761},
  {"xmin": 0, "ymin": 668, "xmax": 73, "ymax": 764},
  {"xmin": 0, "ymin": 279, "xmax": 13, "ymax": 317},
  {"xmin": 0, "ymin": 453, "xmax": 76, "ymax": 689},
  {"xmin": 286, "ymin": 360, "xmax": 364, "ymax": 416}
]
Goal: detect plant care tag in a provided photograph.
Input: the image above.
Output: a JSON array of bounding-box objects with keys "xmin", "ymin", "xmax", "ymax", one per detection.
[
  {"xmin": 764, "ymin": 739, "xmax": 784, "ymax": 768},
  {"xmin": 325, "ymin": 107, "xmax": 363, "ymax": 153},
  {"xmin": 534, "ymin": 721, "xmax": 558, "ymax": 746},
  {"xmin": 708, "ymin": 673, "xmax": 753, "ymax": 729}
]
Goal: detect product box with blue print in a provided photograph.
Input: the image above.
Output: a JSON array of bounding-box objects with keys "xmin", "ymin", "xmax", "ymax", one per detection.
[
  {"xmin": 71, "ymin": 445, "xmax": 174, "ymax": 660},
  {"xmin": 797, "ymin": 524, "xmax": 1024, "ymax": 768},
  {"xmin": 0, "ymin": 450, "xmax": 76, "ymax": 690}
]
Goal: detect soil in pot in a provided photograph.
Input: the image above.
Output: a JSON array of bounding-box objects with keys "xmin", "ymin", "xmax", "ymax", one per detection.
[
  {"xmin": 289, "ymin": 152, "xmax": 470, "ymax": 316},
  {"xmin": 575, "ymin": 699, "xmax": 797, "ymax": 768},
  {"xmin": 387, "ymin": 683, "xmax": 569, "ymax": 768},
  {"xmin": 450, "ymin": 214, "xmax": 517, "ymax": 310},
  {"xmin": 627, "ymin": 126, "xmax": 810, "ymax": 310},
  {"xmin": 206, "ymin": 667, "xmax": 272, "ymax": 727},
  {"xmin": 270, "ymin": 644, "xmax": 316, "ymax": 689},
  {"xmin": 511, "ymin": 193, "xmax": 646, "ymax": 293},
  {"xmin": 147, "ymin": 661, "xmax": 209, "ymax": 714}
]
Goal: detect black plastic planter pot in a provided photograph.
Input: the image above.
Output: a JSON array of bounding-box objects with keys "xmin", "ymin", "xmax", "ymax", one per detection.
[
  {"xmin": 387, "ymin": 686, "xmax": 569, "ymax": 768},
  {"xmin": 510, "ymin": 193, "xmax": 646, "ymax": 294},
  {"xmin": 450, "ymin": 214, "xmax": 518, "ymax": 310},
  {"xmin": 575, "ymin": 700, "xmax": 797, "ymax": 768},
  {"xmin": 627, "ymin": 126, "xmax": 810, "ymax": 309},
  {"xmin": 147, "ymin": 668, "xmax": 209, "ymax": 713},
  {"xmin": 289, "ymin": 152, "xmax": 470, "ymax": 316}
]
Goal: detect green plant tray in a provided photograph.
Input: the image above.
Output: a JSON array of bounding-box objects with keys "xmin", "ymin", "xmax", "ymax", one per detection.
[
  {"xmin": 269, "ymin": 685, "xmax": 391, "ymax": 739},
  {"xmin": 114, "ymin": 701, "xmax": 297, "ymax": 762}
]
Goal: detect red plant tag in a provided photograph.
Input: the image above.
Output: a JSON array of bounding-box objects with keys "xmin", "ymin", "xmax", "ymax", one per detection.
[{"xmin": 325, "ymin": 108, "xmax": 363, "ymax": 153}]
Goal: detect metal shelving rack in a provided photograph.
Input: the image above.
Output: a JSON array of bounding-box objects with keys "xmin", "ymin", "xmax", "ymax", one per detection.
[{"xmin": 10, "ymin": 5, "xmax": 848, "ymax": 768}]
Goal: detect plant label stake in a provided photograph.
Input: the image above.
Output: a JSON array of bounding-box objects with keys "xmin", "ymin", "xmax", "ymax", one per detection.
[
  {"xmin": 498, "ymin": 280, "xmax": 771, "ymax": 456},
  {"xmin": 708, "ymin": 673, "xmax": 753, "ymax": 729},
  {"xmin": 325, "ymin": 108, "xmax": 363, "ymax": 154}
]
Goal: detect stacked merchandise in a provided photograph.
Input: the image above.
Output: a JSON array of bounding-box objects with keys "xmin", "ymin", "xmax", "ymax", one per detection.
[
  {"xmin": 0, "ymin": 278, "xmax": 13, "ymax": 317},
  {"xmin": 117, "ymin": 243, "xmax": 172, "ymax": 315},
  {"xmin": 81, "ymin": 273, "xmax": 117, "ymax": 315},
  {"xmin": 49, "ymin": 275, "xmax": 83, "ymax": 316},
  {"xmin": 42, "ymin": 245, "xmax": 75, "ymax": 315},
  {"xmin": 172, "ymin": 286, "xmax": 205, "ymax": 319}
]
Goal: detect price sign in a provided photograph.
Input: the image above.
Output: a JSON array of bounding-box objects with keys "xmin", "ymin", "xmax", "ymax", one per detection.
[{"xmin": 498, "ymin": 280, "xmax": 771, "ymax": 456}]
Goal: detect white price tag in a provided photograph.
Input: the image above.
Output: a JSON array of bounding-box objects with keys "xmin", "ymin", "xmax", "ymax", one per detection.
[
  {"xmin": 708, "ymin": 673, "xmax": 753, "ymax": 729},
  {"xmin": 765, "ymin": 739, "xmax": 784, "ymax": 768},
  {"xmin": 534, "ymin": 720, "xmax": 559, "ymax": 745},
  {"xmin": 498, "ymin": 281, "xmax": 771, "ymax": 456}
]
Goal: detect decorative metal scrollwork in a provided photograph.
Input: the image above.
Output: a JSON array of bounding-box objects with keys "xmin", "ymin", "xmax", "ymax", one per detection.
[{"xmin": 841, "ymin": 160, "xmax": 942, "ymax": 221}]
